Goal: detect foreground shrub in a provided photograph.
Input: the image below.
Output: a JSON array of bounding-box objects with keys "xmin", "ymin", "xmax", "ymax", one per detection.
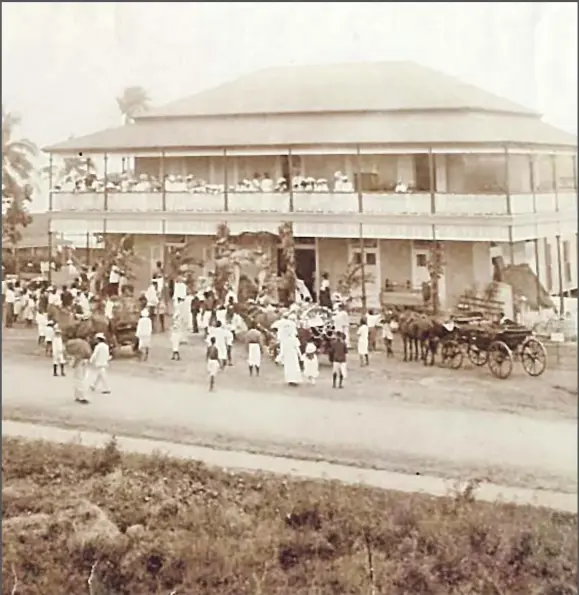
[{"xmin": 2, "ymin": 437, "xmax": 577, "ymax": 594}]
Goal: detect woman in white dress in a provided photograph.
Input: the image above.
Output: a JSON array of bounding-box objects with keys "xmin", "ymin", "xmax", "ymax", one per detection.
[
  {"xmin": 303, "ymin": 342, "xmax": 319, "ymax": 385},
  {"xmin": 357, "ymin": 317, "xmax": 370, "ymax": 367},
  {"xmin": 282, "ymin": 333, "xmax": 302, "ymax": 386}
]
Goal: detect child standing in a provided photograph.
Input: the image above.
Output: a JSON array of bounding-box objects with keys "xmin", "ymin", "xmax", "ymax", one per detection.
[
  {"xmin": 157, "ymin": 299, "xmax": 166, "ymax": 333},
  {"xmin": 224, "ymin": 323, "xmax": 234, "ymax": 366},
  {"xmin": 381, "ymin": 316, "xmax": 394, "ymax": 358},
  {"xmin": 170, "ymin": 314, "xmax": 182, "ymax": 361},
  {"xmin": 89, "ymin": 333, "xmax": 111, "ymax": 394},
  {"xmin": 206, "ymin": 336, "xmax": 220, "ymax": 391},
  {"xmin": 52, "ymin": 326, "xmax": 66, "ymax": 377},
  {"xmin": 330, "ymin": 331, "xmax": 348, "ymax": 389},
  {"xmin": 136, "ymin": 309, "xmax": 152, "ymax": 361},
  {"xmin": 357, "ymin": 317, "xmax": 370, "ymax": 366},
  {"xmin": 45, "ymin": 320, "xmax": 55, "ymax": 356},
  {"xmin": 303, "ymin": 341, "xmax": 319, "ymax": 385},
  {"xmin": 245, "ymin": 324, "xmax": 262, "ymax": 377},
  {"xmin": 36, "ymin": 310, "xmax": 48, "ymax": 347}
]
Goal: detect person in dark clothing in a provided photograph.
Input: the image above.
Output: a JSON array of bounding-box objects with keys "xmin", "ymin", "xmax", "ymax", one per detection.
[
  {"xmin": 206, "ymin": 337, "xmax": 220, "ymax": 392},
  {"xmin": 190, "ymin": 295, "xmax": 200, "ymax": 334},
  {"xmin": 61, "ymin": 285, "xmax": 74, "ymax": 308},
  {"xmin": 329, "ymin": 331, "xmax": 348, "ymax": 389},
  {"xmin": 319, "ymin": 272, "xmax": 332, "ymax": 309}
]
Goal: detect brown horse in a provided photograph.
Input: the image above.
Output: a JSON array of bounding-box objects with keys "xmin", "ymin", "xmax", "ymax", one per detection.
[{"xmin": 397, "ymin": 310, "xmax": 456, "ymax": 366}]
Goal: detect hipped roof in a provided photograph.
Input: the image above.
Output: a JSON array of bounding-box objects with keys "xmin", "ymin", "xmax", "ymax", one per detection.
[{"xmin": 44, "ymin": 61, "xmax": 577, "ymax": 154}]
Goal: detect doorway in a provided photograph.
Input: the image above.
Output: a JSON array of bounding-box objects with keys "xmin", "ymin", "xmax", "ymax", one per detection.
[
  {"xmin": 296, "ymin": 248, "xmax": 316, "ymax": 298},
  {"xmin": 411, "ymin": 244, "xmax": 446, "ymax": 307}
]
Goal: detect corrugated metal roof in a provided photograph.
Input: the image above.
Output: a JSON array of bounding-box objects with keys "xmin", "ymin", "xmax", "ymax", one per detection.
[
  {"xmin": 44, "ymin": 110, "xmax": 577, "ymax": 154},
  {"xmin": 139, "ymin": 62, "xmax": 538, "ymax": 118}
]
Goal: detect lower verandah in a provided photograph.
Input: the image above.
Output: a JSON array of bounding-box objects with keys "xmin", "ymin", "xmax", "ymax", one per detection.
[{"xmin": 116, "ymin": 235, "xmax": 494, "ymax": 309}]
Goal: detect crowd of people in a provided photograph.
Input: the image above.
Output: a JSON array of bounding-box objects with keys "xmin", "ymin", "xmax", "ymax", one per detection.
[
  {"xmin": 3, "ymin": 261, "xmax": 402, "ymax": 399},
  {"xmin": 52, "ymin": 170, "xmax": 365, "ymax": 194}
]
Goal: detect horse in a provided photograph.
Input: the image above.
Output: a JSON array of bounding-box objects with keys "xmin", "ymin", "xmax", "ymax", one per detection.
[{"xmin": 397, "ymin": 309, "xmax": 457, "ymax": 366}]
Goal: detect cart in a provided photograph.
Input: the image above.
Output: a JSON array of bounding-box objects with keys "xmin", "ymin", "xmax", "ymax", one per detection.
[{"xmin": 450, "ymin": 321, "xmax": 547, "ymax": 379}]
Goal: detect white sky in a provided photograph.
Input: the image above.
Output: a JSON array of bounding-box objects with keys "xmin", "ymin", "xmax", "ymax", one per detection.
[{"xmin": 2, "ymin": 2, "xmax": 577, "ymax": 212}]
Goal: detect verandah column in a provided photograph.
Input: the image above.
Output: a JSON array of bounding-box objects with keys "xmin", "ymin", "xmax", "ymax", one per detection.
[
  {"xmin": 103, "ymin": 153, "xmax": 109, "ymax": 287},
  {"xmin": 552, "ymin": 154, "xmax": 564, "ymax": 314},
  {"xmin": 47, "ymin": 153, "xmax": 54, "ymax": 284},
  {"xmin": 504, "ymin": 146, "xmax": 515, "ymax": 264},
  {"xmin": 529, "ymin": 153, "xmax": 541, "ymax": 307},
  {"xmin": 288, "ymin": 147, "xmax": 294, "ymax": 212},
  {"xmin": 223, "ymin": 148, "xmax": 228, "ymax": 212},
  {"xmin": 355, "ymin": 144, "xmax": 367, "ymax": 313},
  {"xmin": 160, "ymin": 150, "xmax": 166, "ymax": 273}
]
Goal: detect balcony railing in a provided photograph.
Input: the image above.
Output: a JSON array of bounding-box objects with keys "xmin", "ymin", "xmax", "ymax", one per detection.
[{"xmin": 50, "ymin": 190, "xmax": 570, "ymax": 218}]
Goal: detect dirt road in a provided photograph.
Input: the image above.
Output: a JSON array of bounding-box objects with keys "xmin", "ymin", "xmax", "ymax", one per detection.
[{"xmin": 3, "ymin": 355, "xmax": 577, "ymax": 493}]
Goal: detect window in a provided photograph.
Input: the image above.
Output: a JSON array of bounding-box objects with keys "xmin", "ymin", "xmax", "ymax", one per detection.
[
  {"xmin": 416, "ymin": 253, "xmax": 428, "ymax": 268},
  {"xmin": 352, "ymin": 251, "xmax": 377, "ymax": 266}
]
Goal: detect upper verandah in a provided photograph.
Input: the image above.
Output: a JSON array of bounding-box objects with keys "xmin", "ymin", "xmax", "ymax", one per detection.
[{"xmin": 43, "ymin": 62, "xmax": 577, "ymax": 155}]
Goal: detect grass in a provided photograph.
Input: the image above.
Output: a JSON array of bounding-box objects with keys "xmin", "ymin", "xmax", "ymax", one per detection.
[{"xmin": 2, "ymin": 437, "xmax": 577, "ymax": 595}]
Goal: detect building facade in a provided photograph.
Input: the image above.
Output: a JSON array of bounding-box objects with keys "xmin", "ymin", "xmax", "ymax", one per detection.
[{"xmin": 44, "ymin": 62, "xmax": 578, "ymax": 309}]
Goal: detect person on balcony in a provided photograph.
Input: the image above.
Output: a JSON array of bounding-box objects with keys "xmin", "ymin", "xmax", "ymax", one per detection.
[
  {"xmin": 395, "ymin": 180, "xmax": 409, "ymax": 193},
  {"xmin": 275, "ymin": 177, "xmax": 288, "ymax": 192},
  {"xmin": 333, "ymin": 171, "xmax": 344, "ymax": 192},
  {"xmin": 292, "ymin": 175, "xmax": 305, "ymax": 191},
  {"xmin": 315, "ymin": 179, "xmax": 329, "ymax": 192},
  {"xmin": 134, "ymin": 174, "xmax": 151, "ymax": 192},
  {"xmin": 341, "ymin": 175, "xmax": 354, "ymax": 192},
  {"xmin": 120, "ymin": 174, "xmax": 132, "ymax": 193},
  {"xmin": 251, "ymin": 173, "xmax": 262, "ymax": 191},
  {"xmin": 260, "ymin": 173, "xmax": 274, "ymax": 193}
]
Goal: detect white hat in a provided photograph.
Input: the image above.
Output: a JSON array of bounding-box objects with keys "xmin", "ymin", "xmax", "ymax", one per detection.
[
  {"xmin": 305, "ymin": 342, "xmax": 317, "ymax": 355},
  {"xmin": 140, "ymin": 309, "xmax": 149, "ymax": 317},
  {"xmin": 54, "ymin": 325, "xmax": 62, "ymax": 334},
  {"xmin": 95, "ymin": 332, "xmax": 106, "ymax": 341}
]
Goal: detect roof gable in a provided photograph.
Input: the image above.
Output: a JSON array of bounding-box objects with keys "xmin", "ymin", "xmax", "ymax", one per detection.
[{"xmin": 140, "ymin": 61, "xmax": 539, "ymax": 119}]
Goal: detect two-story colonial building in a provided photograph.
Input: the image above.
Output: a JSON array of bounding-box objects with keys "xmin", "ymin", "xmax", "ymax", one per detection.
[{"xmin": 44, "ymin": 61, "xmax": 577, "ymax": 309}]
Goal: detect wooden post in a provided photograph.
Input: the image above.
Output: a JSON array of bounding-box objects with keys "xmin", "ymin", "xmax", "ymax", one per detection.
[
  {"xmin": 314, "ymin": 236, "xmax": 321, "ymax": 302},
  {"xmin": 47, "ymin": 153, "xmax": 54, "ymax": 284},
  {"xmin": 288, "ymin": 148, "xmax": 294, "ymax": 212},
  {"xmin": 556, "ymin": 234, "xmax": 564, "ymax": 315},
  {"xmin": 103, "ymin": 153, "xmax": 109, "ymax": 266},
  {"xmin": 551, "ymin": 153, "xmax": 559, "ymax": 212},
  {"xmin": 529, "ymin": 154, "xmax": 537, "ymax": 213},
  {"xmin": 428, "ymin": 148, "xmax": 436, "ymax": 214},
  {"xmin": 533, "ymin": 236, "xmax": 541, "ymax": 311},
  {"xmin": 504, "ymin": 146, "xmax": 512, "ymax": 215},
  {"xmin": 223, "ymin": 147, "xmax": 228, "ymax": 212},
  {"xmin": 355, "ymin": 145, "xmax": 367, "ymax": 312},
  {"xmin": 160, "ymin": 150, "xmax": 166, "ymax": 211}
]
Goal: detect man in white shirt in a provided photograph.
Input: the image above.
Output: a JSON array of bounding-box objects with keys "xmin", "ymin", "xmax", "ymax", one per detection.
[
  {"xmin": 260, "ymin": 173, "xmax": 274, "ymax": 193},
  {"xmin": 108, "ymin": 263, "xmax": 121, "ymax": 297},
  {"xmin": 4, "ymin": 283, "xmax": 16, "ymax": 327},
  {"xmin": 88, "ymin": 333, "xmax": 111, "ymax": 394},
  {"xmin": 144, "ymin": 281, "xmax": 159, "ymax": 331}
]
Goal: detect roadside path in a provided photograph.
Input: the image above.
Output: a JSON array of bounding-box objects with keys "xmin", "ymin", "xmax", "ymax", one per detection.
[{"xmin": 3, "ymin": 358, "xmax": 577, "ymax": 493}]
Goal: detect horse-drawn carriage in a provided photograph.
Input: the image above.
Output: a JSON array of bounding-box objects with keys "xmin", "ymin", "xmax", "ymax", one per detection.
[
  {"xmin": 298, "ymin": 305, "xmax": 336, "ymax": 358},
  {"xmin": 440, "ymin": 314, "xmax": 548, "ymax": 379}
]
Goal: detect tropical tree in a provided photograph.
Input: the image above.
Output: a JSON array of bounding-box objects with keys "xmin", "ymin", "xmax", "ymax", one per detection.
[
  {"xmin": 427, "ymin": 241, "xmax": 445, "ymax": 314},
  {"xmin": 43, "ymin": 153, "xmax": 96, "ymax": 186},
  {"xmin": 2, "ymin": 107, "xmax": 37, "ymax": 269},
  {"xmin": 117, "ymin": 86, "xmax": 151, "ymax": 125},
  {"xmin": 277, "ymin": 221, "xmax": 296, "ymax": 306}
]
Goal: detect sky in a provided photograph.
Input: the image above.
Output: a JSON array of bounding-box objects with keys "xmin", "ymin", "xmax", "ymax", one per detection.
[{"xmin": 2, "ymin": 2, "xmax": 577, "ymax": 212}]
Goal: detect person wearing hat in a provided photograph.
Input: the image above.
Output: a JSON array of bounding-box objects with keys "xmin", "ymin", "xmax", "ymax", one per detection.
[
  {"xmin": 52, "ymin": 325, "xmax": 66, "ymax": 377},
  {"xmin": 303, "ymin": 341, "xmax": 319, "ymax": 385},
  {"xmin": 88, "ymin": 332, "xmax": 111, "ymax": 394},
  {"xmin": 45, "ymin": 320, "xmax": 55, "ymax": 356},
  {"xmin": 136, "ymin": 309, "xmax": 153, "ymax": 361}
]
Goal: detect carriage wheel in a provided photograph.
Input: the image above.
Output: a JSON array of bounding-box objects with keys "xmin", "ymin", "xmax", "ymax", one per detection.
[
  {"xmin": 441, "ymin": 340, "xmax": 464, "ymax": 370},
  {"xmin": 467, "ymin": 344, "xmax": 488, "ymax": 367},
  {"xmin": 521, "ymin": 338, "xmax": 547, "ymax": 377},
  {"xmin": 488, "ymin": 341, "xmax": 513, "ymax": 379}
]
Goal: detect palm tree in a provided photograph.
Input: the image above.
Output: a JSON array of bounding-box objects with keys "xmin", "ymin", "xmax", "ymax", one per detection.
[
  {"xmin": 2, "ymin": 107, "xmax": 37, "ymax": 271},
  {"xmin": 116, "ymin": 86, "xmax": 150, "ymax": 125},
  {"xmin": 116, "ymin": 86, "xmax": 150, "ymax": 173},
  {"xmin": 2, "ymin": 107, "xmax": 37, "ymax": 195}
]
